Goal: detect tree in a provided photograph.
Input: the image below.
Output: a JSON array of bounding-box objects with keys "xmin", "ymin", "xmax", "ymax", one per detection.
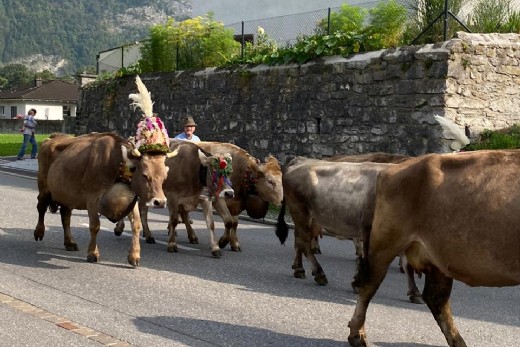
[
  {"xmin": 139, "ymin": 14, "xmax": 240, "ymax": 73},
  {"xmin": 0, "ymin": 64, "xmax": 35, "ymax": 90}
]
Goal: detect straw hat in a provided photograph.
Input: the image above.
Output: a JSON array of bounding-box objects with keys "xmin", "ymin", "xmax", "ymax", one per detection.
[{"xmin": 183, "ymin": 116, "xmax": 197, "ymax": 127}]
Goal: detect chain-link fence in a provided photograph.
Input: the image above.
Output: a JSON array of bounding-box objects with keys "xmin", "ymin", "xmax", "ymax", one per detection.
[
  {"xmin": 97, "ymin": 41, "xmax": 148, "ymax": 74},
  {"xmin": 97, "ymin": 0, "xmax": 473, "ymax": 73},
  {"xmin": 225, "ymin": 1, "xmax": 387, "ymax": 49}
]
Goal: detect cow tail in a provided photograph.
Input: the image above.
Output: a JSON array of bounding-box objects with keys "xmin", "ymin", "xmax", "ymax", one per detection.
[{"xmin": 275, "ymin": 199, "xmax": 289, "ymax": 245}]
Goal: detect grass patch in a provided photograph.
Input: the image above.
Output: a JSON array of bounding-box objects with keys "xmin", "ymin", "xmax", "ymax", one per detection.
[
  {"xmin": 466, "ymin": 124, "xmax": 520, "ymax": 150},
  {"xmin": 0, "ymin": 134, "xmax": 53, "ymax": 157}
]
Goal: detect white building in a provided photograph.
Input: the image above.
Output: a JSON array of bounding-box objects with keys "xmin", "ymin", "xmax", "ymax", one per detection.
[{"xmin": 0, "ymin": 79, "xmax": 78, "ymax": 120}]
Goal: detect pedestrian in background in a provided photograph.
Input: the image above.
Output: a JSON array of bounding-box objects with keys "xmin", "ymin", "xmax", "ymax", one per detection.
[
  {"xmin": 16, "ymin": 108, "xmax": 38, "ymax": 160},
  {"xmin": 174, "ymin": 116, "xmax": 201, "ymax": 142}
]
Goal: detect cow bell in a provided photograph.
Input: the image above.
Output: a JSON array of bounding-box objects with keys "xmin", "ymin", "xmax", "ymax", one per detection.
[
  {"xmin": 244, "ymin": 193, "xmax": 269, "ymax": 219},
  {"xmin": 98, "ymin": 182, "xmax": 137, "ymax": 223}
]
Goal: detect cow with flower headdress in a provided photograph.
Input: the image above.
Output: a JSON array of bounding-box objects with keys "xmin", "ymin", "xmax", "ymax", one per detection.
[
  {"xmin": 114, "ymin": 138, "xmax": 235, "ymax": 257},
  {"xmin": 34, "ymin": 76, "xmax": 177, "ymax": 267}
]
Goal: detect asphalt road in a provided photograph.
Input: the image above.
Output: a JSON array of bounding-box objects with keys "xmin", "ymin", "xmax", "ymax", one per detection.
[{"xmin": 0, "ymin": 170, "xmax": 518, "ymax": 347}]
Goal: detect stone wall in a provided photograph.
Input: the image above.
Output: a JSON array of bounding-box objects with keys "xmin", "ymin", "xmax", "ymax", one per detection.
[{"xmin": 77, "ymin": 32, "xmax": 520, "ymax": 164}]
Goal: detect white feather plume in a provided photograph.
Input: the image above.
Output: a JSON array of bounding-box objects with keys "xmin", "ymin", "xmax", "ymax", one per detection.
[
  {"xmin": 434, "ymin": 115, "xmax": 470, "ymax": 151},
  {"xmin": 128, "ymin": 75, "xmax": 154, "ymax": 118}
]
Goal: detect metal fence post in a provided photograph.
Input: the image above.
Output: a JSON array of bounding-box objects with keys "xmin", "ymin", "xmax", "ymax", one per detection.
[
  {"xmin": 443, "ymin": 0, "xmax": 449, "ymax": 41},
  {"xmin": 241, "ymin": 21, "xmax": 245, "ymax": 62},
  {"xmin": 327, "ymin": 8, "xmax": 331, "ymax": 35}
]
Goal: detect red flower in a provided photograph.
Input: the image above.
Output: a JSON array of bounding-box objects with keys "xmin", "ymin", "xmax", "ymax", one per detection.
[{"xmin": 219, "ymin": 160, "xmax": 227, "ymax": 169}]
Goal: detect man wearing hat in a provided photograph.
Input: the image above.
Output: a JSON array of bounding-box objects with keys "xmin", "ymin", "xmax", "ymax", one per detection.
[{"xmin": 174, "ymin": 116, "xmax": 201, "ymax": 142}]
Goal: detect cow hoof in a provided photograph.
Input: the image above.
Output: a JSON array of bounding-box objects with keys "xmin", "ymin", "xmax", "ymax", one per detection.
[
  {"xmin": 65, "ymin": 243, "xmax": 79, "ymax": 252},
  {"xmin": 230, "ymin": 244, "xmax": 241, "ymax": 252},
  {"xmin": 128, "ymin": 257, "xmax": 140, "ymax": 267},
  {"xmin": 145, "ymin": 237, "xmax": 156, "ymax": 244},
  {"xmin": 311, "ymin": 248, "xmax": 321, "ymax": 254},
  {"xmin": 218, "ymin": 237, "xmax": 230, "ymax": 249},
  {"xmin": 293, "ymin": 268, "xmax": 306, "ymax": 279},
  {"xmin": 34, "ymin": 229, "xmax": 44, "ymax": 241},
  {"xmin": 114, "ymin": 229, "xmax": 123, "ymax": 236},
  {"xmin": 188, "ymin": 238, "xmax": 199, "ymax": 244},
  {"xmin": 87, "ymin": 255, "xmax": 99, "ymax": 263},
  {"xmin": 211, "ymin": 249, "xmax": 222, "ymax": 257},
  {"xmin": 347, "ymin": 334, "xmax": 367, "ymax": 347},
  {"xmin": 409, "ymin": 295, "xmax": 425, "ymax": 304},
  {"xmin": 167, "ymin": 245, "xmax": 178, "ymax": 253},
  {"xmin": 313, "ymin": 273, "xmax": 328, "ymax": 286}
]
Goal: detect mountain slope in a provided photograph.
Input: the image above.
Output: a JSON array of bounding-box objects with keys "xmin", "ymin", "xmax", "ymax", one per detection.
[{"xmin": 0, "ymin": 0, "xmax": 191, "ymax": 76}]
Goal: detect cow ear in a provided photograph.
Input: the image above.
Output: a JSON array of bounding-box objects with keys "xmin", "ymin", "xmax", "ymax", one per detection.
[
  {"xmin": 250, "ymin": 158, "xmax": 265, "ymax": 178},
  {"xmin": 198, "ymin": 149, "xmax": 211, "ymax": 166},
  {"xmin": 121, "ymin": 145, "xmax": 136, "ymax": 170},
  {"xmin": 166, "ymin": 148, "xmax": 179, "ymax": 158}
]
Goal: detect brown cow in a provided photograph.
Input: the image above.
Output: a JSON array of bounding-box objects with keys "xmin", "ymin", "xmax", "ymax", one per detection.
[
  {"xmin": 194, "ymin": 142, "xmax": 283, "ymax": 251},
  {"xmin": 35, "ymin": 132, "xmax": 175, "ymax": 266},
  {"xmin": 313, "ymin": 152, "xmax": 411, "ymax": 255},
  {"xmin": 166, "ymin": 142, "xmax": 283, "ymax": 251},
  {"xmin": 348, "ymin": 150, "xmax": 520, "ymax": 347},
  {"xmin": 276, "ymin": 154, "xmax": 424, "ymax": 303},
  {"xmin": 114, "ymin": 140, "xmax": 234, "ymax": 257}
]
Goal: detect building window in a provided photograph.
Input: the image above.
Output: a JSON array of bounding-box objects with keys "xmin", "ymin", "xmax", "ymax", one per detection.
[
  {"xmin": 63, "ymin": 105, "xmax": 71, "ymax": 117},
  {"xmin": 10, "ymin": 106, "xmax": 17, "ymax": 118},
  {"xmin": 0, "ymin": 106, "xmax": 4, "ymax": 118}
]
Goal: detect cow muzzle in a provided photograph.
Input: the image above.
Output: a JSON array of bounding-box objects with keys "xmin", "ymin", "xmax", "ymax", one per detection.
[
  {"xmin": 219, "ymin": 188, "xmax": 235, "ymax": 199},
  {"xmin": 146, "ymin": 198, "xmax": 167, "ymax": 208}
]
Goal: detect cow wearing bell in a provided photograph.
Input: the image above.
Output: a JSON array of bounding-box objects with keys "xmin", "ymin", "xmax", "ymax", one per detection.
[
  {"xmin": 195, "ymin": 142, "xmax": 283, "ymax": 251},
  {"xmin": 166, "ymin": 142, "xmax": 282, "ymax": 251},
  {"xmin": 348, "ymin": 150, "xmax": 520, "ymax": 347},
  {"xmin": 34, "ymin": 75, "xmax": 176, "ymax": 267},
  {"xmin": 34, "ymin": 132, "xmax": 173, "ymax": 266}
]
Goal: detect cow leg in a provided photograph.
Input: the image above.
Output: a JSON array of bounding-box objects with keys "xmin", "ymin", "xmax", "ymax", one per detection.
[
  {"xmin": 139, "ymin": 201, "xmax": 155, "ymax": 244},
  {"xmin": 351, "ymin": 237, "xmax": 365, "ymax": 294},
  {"xmin": 201, "ymin": 199, "xmax": 221, "ymax": 257},
  {"xmin": 126, "ymin": 204, "xmax": 142, "ymax": 267},
  {"xmin": 348, "ymin": 253, "xmax": 394, "ymax": 347},
  {"xmin": 180, "ymin": 206, "xmax": 198, "ymax": 244},
  {"xmin": 114, "ymin": 220, "xmax": 125, "ymax": 236},
  {"xmin": 34, "ymin": 192, "xmax": 52, "ymax": 241},
  {"xmin": 400, "ymin": 253, "xmax": 424, "ymax": 304},
  {"xmin": 227, "ymin": 215, "xmax": 240, "ymax": 251},
  {"xmin": 86, "ymin": 210, "xmax": 101, "ymax": 263},
  {"xmin": 422, "ymin": 267, "xmax": 466, "ymax": 347},
  {"xmin": 166, "ymin": 202, "xmax": 180, "ymax": 253},
  {"xmin": 294, "ymin": 223, "xmax": 327, "ymax": 285},
  {"xmin": 310, "ymin": 235, "xmax": 321, "ymax": 254},
  {"xmin": 291, "ymin": 240, "xmax": 305, "ymax": 279},
  {"xmin": 60, "ymin": 206, "xmax": 78, "ymax": 251},
  {"xmin": 214, "ymin": 199, "xmax": 239, "ymax": 251}
]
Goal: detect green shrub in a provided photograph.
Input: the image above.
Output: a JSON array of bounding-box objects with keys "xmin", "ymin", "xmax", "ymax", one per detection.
[
  {"xmin": 468, "ymin": 0, "xmax": 520, "ymax": 33},
  {"xmin": 139, "ymin": 14, "xmax": 240, "ymax": 73},
  {"xmin": 466, "ymin": 125, "xmax": 520, "ymax": 150},
  {"xmin": 402, "ymin": 0, "xmax": 464, "ymax": 45},
  {"xmin": 364, "ymin": 0, "xmax": 408, "ymax": 48},
  {"xmin": 316, "ymin": 4, "xmax": 366, "ymax": 35}
]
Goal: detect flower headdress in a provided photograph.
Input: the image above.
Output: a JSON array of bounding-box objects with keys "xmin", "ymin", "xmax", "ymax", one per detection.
[{"xmin": 129, "ymin": 76, "xmax": 170, "ymax": 154}]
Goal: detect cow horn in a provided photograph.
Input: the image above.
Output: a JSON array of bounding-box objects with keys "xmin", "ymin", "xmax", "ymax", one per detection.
[
  {"xmin": 166, "ymin": 148, "xmax": 179, "ymax": 158},
  {"xmin": 132, "ymin": 148, "xmax": 141, "ymax": 157}
]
